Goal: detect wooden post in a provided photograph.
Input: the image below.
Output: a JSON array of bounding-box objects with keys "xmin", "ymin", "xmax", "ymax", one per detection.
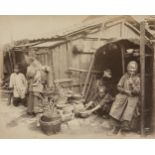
[
  {"xmin": 66, "ymin": 42, "xmax": 73, "ymax": 90},
  {"xmin": 51, "ymin": 50, "xmax": 56, "ymax": 87},
  {"xmin": 152, "ymin": 40, "xmax": 155, "ymax": 134},
  {"xmin": 120, "ymin": 22, "xmax": 125, "ymax": 37},
  {"xmin": 140, "ymin": 21, "xmax": 146, "ymax": 136},
  {"xmin": 121, "ymin": 45, "xmax": 126, "ymax": 74},
  {"xmin": 120, "ymin": 22, "xmax": 126, "ymax": 74},
  {"xmin": 97, "ymin": 23, "xmax": 104, "ymax": 47},
  {"xmin": 0, "ymin": 47, "xmax": 3, "ymax": 80}
]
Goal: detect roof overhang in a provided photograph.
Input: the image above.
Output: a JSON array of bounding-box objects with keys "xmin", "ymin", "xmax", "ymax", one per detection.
[
  {"xmin": 97, "ymin": 37, "xmax": 154, "ymax": 52},
  {"xmin": 31, "ymin": 40, "xmax": 66, "ymax": 49}
]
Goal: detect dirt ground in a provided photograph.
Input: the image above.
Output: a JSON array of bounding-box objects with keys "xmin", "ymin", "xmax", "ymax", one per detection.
[{"xmin": 0, "ymin": 90, "xmax": 152, "ymax": 139}]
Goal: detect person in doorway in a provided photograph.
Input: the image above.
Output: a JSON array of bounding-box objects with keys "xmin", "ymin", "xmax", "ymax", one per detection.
[
  {"xmin": 82, "ymin": 69, "xmax": 114, "ymax": 117},
  {"xmin": 96, "ymin": 68, "xmax": 116, "ymax": 96},
  {"xmin": 109, "ymin": 61, "xmax": 140, "ymax": 134},
  {"xmin": 84, "ymin": 85, "xmax": 114, "ymax": 117},
  {"xmin": 9, "ymin": 65, "xmax": 27, "ymax": 106}
]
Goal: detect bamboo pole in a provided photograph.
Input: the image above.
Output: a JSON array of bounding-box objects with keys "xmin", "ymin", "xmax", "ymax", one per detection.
[
  {"xmin": 82, "ymin": 23, "xmax": 104, "ymax": 97},
  {"xmin": 81, "ymin": 55, "xmax": 95, "ymax": 96},
  {"xmin": 140, "ymin": 21, "xmax": 146, "ymax": 136},
  {"xmin": 68, "ymin": 67, "xmax": 101, "ymax": 74}
]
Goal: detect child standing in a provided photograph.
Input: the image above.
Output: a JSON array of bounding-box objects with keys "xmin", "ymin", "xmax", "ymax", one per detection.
[{"xmin": 9, "ymin": 65, "xmax": 27, "ymax": 106}]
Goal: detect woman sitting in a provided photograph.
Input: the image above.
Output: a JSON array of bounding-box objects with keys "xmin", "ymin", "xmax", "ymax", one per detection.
[{"xmin": 109, "ymin": 61, "xmax": 140, "ymax": 134}]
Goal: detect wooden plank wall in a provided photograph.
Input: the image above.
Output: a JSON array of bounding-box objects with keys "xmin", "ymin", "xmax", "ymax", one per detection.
[
  {"xmin": 52, "ymin": 44, "xmax": 68, "ymax": 80},
  {"xmin": 34, "ymin": 39, "xmax": 96, "ymax": 92},
  {"xmin": 123, "ymin": 24, "xmax": 140, "ymax": 39},
  {"xmin": 36, "ymin": 45, "xmax": 69, "ymax": 87},
  {"xmin": 67, "ymin": 39, "xmax": 96, "ymax": 92},
  {"xmin": 34, "ymin": 41, "xmax": 95, "ymax": 91},
  {"xmin": 36, "ymin": 48, "xmax": 53, "ymax": 86},
  {"xmin": 0, "ymin": 48, "xmax": 3, "ymax": 80},
  {"xmin": 34, "ymin": 22, "xmax": 138, "ymax": 92}
]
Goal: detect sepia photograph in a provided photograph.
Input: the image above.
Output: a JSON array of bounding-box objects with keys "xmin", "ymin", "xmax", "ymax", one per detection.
[{"xmin": 0, "ymin": 15, "xmax": 155, "ymax": 138}]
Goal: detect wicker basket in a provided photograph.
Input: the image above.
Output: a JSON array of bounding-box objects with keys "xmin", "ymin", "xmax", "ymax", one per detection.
[{"xmin": 39, "ymin": 115, "xmax": 62, "ymax": 135}]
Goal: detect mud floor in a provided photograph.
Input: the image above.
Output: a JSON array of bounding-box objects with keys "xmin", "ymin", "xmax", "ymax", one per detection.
[{"xmin": 0, "ymin": 90, "xmax": 150, "ymax": 138}]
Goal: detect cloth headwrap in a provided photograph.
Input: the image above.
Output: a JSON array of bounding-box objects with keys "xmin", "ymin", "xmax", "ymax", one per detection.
[{"xmin": 127, "ymin": 61, "xmax": 138, "ymax": 72}]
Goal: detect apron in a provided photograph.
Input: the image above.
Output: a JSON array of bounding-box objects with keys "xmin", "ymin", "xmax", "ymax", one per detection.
[
  {"xmin": 110, "ymin": 73, "xmax": 140, "ymax": 122},
  {"xmin": 110, "ymin": 94, "xmax": 138, "ymax": 121}
]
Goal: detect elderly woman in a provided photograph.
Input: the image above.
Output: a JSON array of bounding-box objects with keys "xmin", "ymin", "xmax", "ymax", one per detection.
[
  {"xmin": 26, "ymin": 57, "xmax": 50, "ymax": 116},
  {"xmin": 109, "ymin": 61, "xmax": 140, "ymax": 133}
]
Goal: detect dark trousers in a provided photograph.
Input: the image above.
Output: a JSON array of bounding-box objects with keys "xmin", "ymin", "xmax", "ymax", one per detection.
[{"xmin": 13, "ymin": 97, "xmax": 26, "ymax": 107}]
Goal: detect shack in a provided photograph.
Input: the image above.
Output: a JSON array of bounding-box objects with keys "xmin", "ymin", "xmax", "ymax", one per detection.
[{"xmin": 3, "ymin": 15, "xmax": 155, "ymax": 135}]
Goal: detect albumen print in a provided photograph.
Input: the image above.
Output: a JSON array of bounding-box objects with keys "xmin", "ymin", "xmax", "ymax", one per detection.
[{"xmin": 0, "ymin": 15, "xmax": 155, "ymax": 138}]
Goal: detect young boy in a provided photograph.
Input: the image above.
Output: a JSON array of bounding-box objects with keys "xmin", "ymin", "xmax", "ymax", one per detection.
[
  {"xmin": 84, "ymin": 85, "xmax": 114, "ymax": 117},
  {"xmin": 82, "ymin": 69, "xmax": 114, "ymax": 117},
  {"xmin": 109, "ymin": 61, "xmax": 140, "ymax": 134},
  {"xmin": 9, "ymin": 65, "xmax": 28, "ymax": 106}
]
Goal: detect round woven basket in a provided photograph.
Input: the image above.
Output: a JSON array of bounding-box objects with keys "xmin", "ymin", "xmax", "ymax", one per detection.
[{"xmin": 39, "ymin": 116, "xmax": 61, "ymax": 135}]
